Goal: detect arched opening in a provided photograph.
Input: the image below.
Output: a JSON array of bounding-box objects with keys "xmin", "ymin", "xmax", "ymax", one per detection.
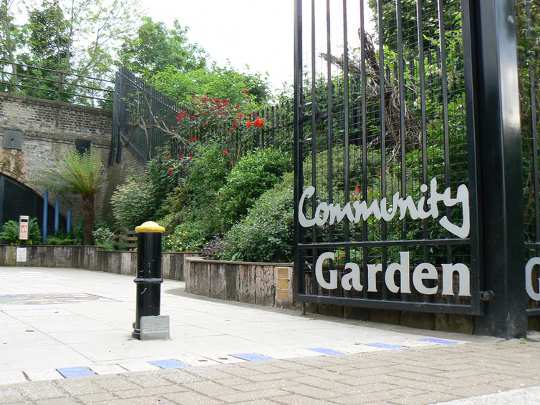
[{"xmin": 0, "ymin": 173, "xmax": 65, "ymax": 235}]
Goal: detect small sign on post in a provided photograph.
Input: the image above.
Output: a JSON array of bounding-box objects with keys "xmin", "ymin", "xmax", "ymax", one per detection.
[
  {"xmin": 16, "ymin": 247, "xmax": 27, "ymax": 263},
  {"xmin": 19, "ymin": 216, "xmax": 29, "ymax": 241}
]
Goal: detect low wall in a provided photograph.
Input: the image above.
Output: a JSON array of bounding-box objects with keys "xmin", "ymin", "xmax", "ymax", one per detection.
[
  {"xmin": 185, "ymin": 257, "xmax": 294, "ymax": 308},
  {"xmin": 0, "ymin": 245, "xmax": 195, "ymax": 281}
]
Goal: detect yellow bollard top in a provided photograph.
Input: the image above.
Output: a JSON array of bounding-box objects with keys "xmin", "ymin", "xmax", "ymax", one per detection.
[{"xmin": 135, "ymin": 221, "xmax": 166, "ymax": 234}]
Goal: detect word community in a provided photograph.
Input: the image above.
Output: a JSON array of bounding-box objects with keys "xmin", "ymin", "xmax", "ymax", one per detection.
[
  {"xmin": 299, "ymin": 177, "xmax": 470, "ymax": 239},
  {"xmin": 316, "ymin": 251, "xmax": 471, "ymax": 297}
]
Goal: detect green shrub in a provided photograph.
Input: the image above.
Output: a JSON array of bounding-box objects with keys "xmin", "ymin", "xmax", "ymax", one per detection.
[
  {"xmin": 220, "ymin": 173, "xmax": 294, "ymax": 262},
  {"xmin": 184, "ymin": 144, "xmax": 231, "ymax": 213},
  {"xmin": 47, "ymin": 233, "xmax": 79, "ymax": 245},
  {"xmin": 163, "ymin": 221, "xmax": 207, "ymax": 252},
  {"xmin": 111, "ymin": 176, "xmax": 155, "ymax": 230},
  {"xmin": 217, "ymin": 148, "xmax": 291, "ymax": 229},
  {"xmin": 160, "ymin": 143, "xmax": 231, "ymax": 251},
  {"xmin": 93, "ymin": 226, "xmax": 115, "ymax": 250},
  {"xmin": 147, "ymin": 150, "xmax": 188, "ymax": 218},
  {"xmin": 0, "ymin": 218, "xmax": 41, "ymax": 246}
]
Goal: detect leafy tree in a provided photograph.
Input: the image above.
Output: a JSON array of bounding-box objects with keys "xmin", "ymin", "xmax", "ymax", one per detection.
[
  {"xmin": 151, "ymin": 65, "xmax": 270, "ymax": 106},
  {"xmin": 63, "ymin": 0, "xmax": 141, "ymax": 79},
  {"xmin": 41, "ymin": 150, "xmax": 104, "ymax": 245},
  {"xmin": 118, "ymin": 17, "xmax": 206, "ymax": 78},
  {"xmin": 3, "ymin": 0, "xmax": 140, "ymax": 103},
  {"xmin": 0, "ymin": 2, "xmax": 18, "ymax": 66},
  {"xmin": 0, "ymin": 1, "xmax": 23, "ymax": 92},
  {"xmin": 16, "ymin": 0, "xmax": 72, "ymax": 100},
  {"xmin": 368, "ymin": 0, "xmax": 462, "ymax": 52}
]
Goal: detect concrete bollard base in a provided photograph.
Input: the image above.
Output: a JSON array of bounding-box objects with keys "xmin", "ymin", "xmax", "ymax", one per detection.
[{"xmin": 138, "ymin": 315, "xmax": 170, "ymax": 340}]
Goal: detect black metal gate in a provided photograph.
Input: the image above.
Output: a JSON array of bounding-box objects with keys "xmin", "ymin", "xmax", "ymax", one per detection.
[
  {"xmin": 519, "ymin": 0, "xmax": 540, "ymax": 317},
  {"xmin": 294, "ymin": 0, "xmax": 484, "ymax": 315}
]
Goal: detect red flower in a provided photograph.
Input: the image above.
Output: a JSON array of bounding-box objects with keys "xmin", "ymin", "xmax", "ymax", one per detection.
[
  {"xmin": 167, "ymin": 167, "xmax": 174, "ymax": 177},
  {"xmin": 246, "ymin": 121, "xmax": 252, "ymax": 128},
  {"xmin": 176, "ymin": 111, "xmax": 188, "ymax": 122},
  {"xmin": 253, "ymin": 117, "xmax": 265, "ymax": 128},
  {"xmin": 354, "ymin": 184, "xmax": 361, "ymax": 194},
  {"xmin": 188, "ymin": 154, "xmax": 193, "ymax": 160},
  {"xmin": 191, "ymin": 135, "xmax": 198, "ymax": 143},
  {"xmin": 223, "ymin": 148, "xmax": 229, "ymax": 156}
]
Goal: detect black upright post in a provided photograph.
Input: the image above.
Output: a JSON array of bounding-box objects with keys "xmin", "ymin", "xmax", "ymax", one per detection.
[
  {"xmin": 469, "ymin": 0, "xmax": 528, "ymax": 338},
  {"xmin": 293, "ymin": 0, "xmax": 304, "ymax": 301},
  {"xmin": 132, "ymin": 221, "xmax": 165, "ymax": 339}
]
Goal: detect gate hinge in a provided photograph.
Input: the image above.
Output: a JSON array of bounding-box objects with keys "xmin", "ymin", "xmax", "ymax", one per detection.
[{"xmin": 480, "ymin": 290, "xmax": 495, "ymax": 302}]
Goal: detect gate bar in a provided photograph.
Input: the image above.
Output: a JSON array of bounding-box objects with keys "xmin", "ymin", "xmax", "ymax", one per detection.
[{"xmin": 471, "ymin": 0, "xmax": 528, "ymax": 338}]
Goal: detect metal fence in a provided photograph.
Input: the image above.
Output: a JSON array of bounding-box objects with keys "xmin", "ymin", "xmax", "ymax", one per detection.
[
  {"xmin": 0, "ymin": 60, "xmax": 113, "ymax": 108},
  {"xmin": 293, "ymin": 0, "xmax": 481, "ymax": 315},
  {"xmin": 518, "ymin": 0, "xmax": 540, "ymax": 316},
  {"xmin": 111, "ymin": 68, "xmax": 294, "ymax": 164}
]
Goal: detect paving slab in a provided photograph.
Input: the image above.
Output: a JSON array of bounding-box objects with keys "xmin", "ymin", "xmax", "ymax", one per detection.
[
  {"xmin": 1, "ymin": 340, "xmax": 540, "ymax": 404},
  {"xmin": 0, "ymin": 266, "xmax": 489, "ymax": 385}
]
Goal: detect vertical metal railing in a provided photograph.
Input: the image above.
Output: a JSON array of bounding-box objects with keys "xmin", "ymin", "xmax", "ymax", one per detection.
[
  {"xmin": 518, "ymin": 0, "xmax": 540, "ymax": 316},
  {"xmin": 294, "ymin": 0, "xmax": 482, "ymax": 314}
]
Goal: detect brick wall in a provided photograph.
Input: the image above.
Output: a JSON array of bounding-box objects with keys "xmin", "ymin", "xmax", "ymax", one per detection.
[{"xmin": 0, "ymin": 93, "xmax": 143, "ymax": 222}]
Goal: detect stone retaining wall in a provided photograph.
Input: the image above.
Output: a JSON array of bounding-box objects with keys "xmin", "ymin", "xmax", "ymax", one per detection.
[
  {"xmin": 185, "ymin": 257, "xmax": 294, "ymax": 308},
  {"xmin": 0, "ymin": 245, "xmax": 195, "ymax": 281}
]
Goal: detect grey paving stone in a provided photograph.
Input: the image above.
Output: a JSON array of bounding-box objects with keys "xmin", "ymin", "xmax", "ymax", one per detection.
[
  {"xmin": 389, "ymin": 391, "xmax": 459, "ymax": 405},
  {"xmin": 282, "ymin": 384, "xmax": 339, "ymax": 399},
  {"xmin": 0, "ymin": 386, "xmax": 26, "ymax": 403},
  {"xmin": 3, "ymin": 340, "xmax": 540, "ymax": 405},
  {"xmin": 161, "ymin": 370, "xmax": 206, "ymax": 385},
  {"xmin": 233, "ymin": 380, "xmax": 297, "ymax": 392},
  {"xmin": 163, "ymin": 391, "xmax": 224, "ymax": 404},
  {"xmin": 91, "ymin": 376, "xmax": 139, "ymax": 392},
  {"xmin": 185, "ymin": 368, "xmax": 235, "ymax": 380},
  {"xmin": 98, "ymin": 398, "xmax": 174, "ymax": 405},
  {"xmin": 247, "ymin": 371, "xmax": 305, "ymax": 383},
  {"xmin": 332, "ymin": 390, "xmax": 397, "ymax": 404},
  {"xmin": 17, "ymin": 381, "xmax": 67, "ymax": 401},
  {"xmin": 123, "ymin": 373, "xmax": 174, "ymax": 388},
  {"xmin": 75, "ymin": 392, "xmax": 116, "ymax": 404},
  {"xmin": 213, "ymin": 376, "xmax": 252, "ymax": 387},
  {"xmin": 219, "ymin": 389, "xmax": 291, "ymax": 404},
  {"xmin": 181, "ymin": 381, "xmax": 239, "ymax": 397},
  {"xmin": 272, "ymin": 394, "xmax": 333, "ymax": 405},
  {"xmin": 54, "ymin": 379, "xmax": 105, "ymax": 396},
  {"xmin": 34, "ymin": 398, "xmax": 84, "ymax": 405},
  {"xmin": 114, "ymin": 385, "xmax": 187, "ymax": 399}
]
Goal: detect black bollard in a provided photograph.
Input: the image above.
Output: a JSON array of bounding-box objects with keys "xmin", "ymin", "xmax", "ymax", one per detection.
[{"xmin": 132, "ymin": 221, "xmax": 166, "ymax": 339}]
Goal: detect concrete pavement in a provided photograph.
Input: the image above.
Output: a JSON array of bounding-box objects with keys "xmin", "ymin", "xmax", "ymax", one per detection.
[
  {"xmin": 0, "ymin": 267, "xmax": 480, "ymax": 385},
  {"xmin": 1, "ymin": 340, "xmax": 540, "ymax": 404},
  {"xmin": 1, "ymin": 266, "xmax": 539, "ymax": 404}
]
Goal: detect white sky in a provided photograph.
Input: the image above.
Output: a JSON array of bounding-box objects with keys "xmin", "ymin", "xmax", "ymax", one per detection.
[
  {"xmin": 13, "ymin": 0, "xmax": 375, "ymax": 92},
  {"xmin": 141, "ymin": 0, "xmax": 375, "ymax": 92}
]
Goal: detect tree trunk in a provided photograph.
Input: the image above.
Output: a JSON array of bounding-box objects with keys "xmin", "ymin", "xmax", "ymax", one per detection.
[{"xmin": 81, "ymin": 194, "xmax": 95, "ymax": 245}]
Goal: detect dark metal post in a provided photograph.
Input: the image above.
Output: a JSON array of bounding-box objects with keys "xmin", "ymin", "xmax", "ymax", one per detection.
[
  {"xmin": 132, "ymin": 221, "xmax": 165, "ymax": 339},
  {"xmin": 66, "ymin": 209, "xmax": 72, "ymax": 234},
  {"xmin": 54, "ymin": 200, "xmax": 60, "ymax": 234},
  {"xmin": 293, "ymin": 0, "xmax": 304, "ymax": 301},
  {"xmin": 42, "ymin": 191, "xmax": 48, "ymax": 243},
  {"xmin": 469, "ymin": 0, "xmax": 528, "ymax": 337}
]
